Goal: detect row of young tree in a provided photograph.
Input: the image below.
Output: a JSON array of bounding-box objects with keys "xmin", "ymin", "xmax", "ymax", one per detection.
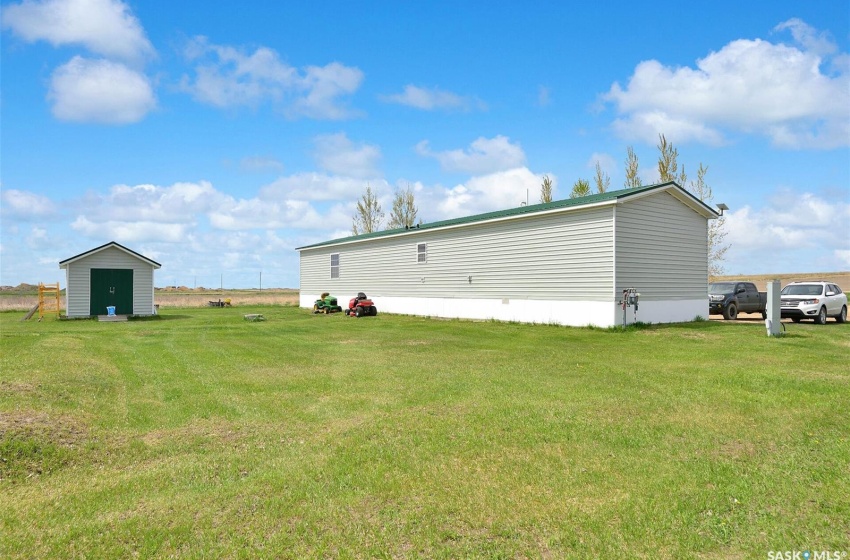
[
  {"xmin": 352, "ymin": 134, "xmax": 729, "ymax": 274},
  {"xmin": 565, "ymin": 135, "xmax": 701, "ymax": 198},
  {"xmin": 351, "ymin": 185, "xmax": 420, "ymax": 235}
]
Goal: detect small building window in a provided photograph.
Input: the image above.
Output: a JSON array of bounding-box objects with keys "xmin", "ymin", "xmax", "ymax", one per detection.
[
  {"xmin": 330, "ymin": 253, "xmax": 340, "ymax": 278},
  {"xmin": 417, "ymin": 243, "xmax": 427, "ymax": 263}
]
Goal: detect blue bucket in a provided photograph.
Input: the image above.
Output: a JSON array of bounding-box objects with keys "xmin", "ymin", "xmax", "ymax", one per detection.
[{"xmin": 106, "ymin": 306, "xmax": 116, "ymax": 316}]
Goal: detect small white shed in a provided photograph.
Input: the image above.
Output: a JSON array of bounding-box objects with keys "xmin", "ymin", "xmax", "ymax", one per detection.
[
  {"xmin": 59, "ymin": 241, "xmax": 161, "ymax": 317},
  {"xmin": 297, "ymin": 182, "xmax": 719, "ymax": 327}
]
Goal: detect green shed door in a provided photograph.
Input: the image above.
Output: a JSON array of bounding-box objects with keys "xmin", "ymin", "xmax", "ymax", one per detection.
[{"xmin": 90, "ymin": 269, "xmax": 134, "ymax": 315}]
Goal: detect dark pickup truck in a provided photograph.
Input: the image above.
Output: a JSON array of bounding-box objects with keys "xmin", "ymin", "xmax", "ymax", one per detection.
[{"xmin": 709, "ymin": 281, "xmax": 767, "ymax": 320}]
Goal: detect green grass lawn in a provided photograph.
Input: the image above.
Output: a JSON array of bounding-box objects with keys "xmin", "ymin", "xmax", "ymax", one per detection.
[{"xmin": 1, "ymin": 307, "xmax": 848, "ymax": 558}]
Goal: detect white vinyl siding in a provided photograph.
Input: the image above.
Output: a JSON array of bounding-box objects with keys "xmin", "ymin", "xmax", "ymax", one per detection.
[
  {"xmin": 301, "ymin": 206, "xmax": 615, "ymax": 301},
  {"xmin": 64, "ymin": 246, "xmax": 156, "ymax": 316},
  {"xmin": 615, "ymin": 192, "xmax": 708, "ymax": 300}
]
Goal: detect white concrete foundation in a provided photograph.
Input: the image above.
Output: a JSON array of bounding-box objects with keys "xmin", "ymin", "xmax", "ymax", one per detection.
[
  {"xmin": 612, "ymin": 298, "xmax": 709, "ymax": 327},
  {"xmin": 299, "ymin": 293, "xmax": 708, "ymax": 327},
  {"xmin": 301, "ymin": 293, "xmax": 709, "ymax": 328}
]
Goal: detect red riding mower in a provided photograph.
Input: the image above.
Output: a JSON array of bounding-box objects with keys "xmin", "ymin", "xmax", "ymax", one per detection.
[{"xmin": 345, "ymin": 292, "xmax": 377, "ymax": 317}]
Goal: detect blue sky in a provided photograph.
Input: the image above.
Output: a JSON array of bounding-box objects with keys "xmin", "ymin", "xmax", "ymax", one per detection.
[{"xmin": 1, "ymin": 0, "xmax": 848, "ymax": 289}]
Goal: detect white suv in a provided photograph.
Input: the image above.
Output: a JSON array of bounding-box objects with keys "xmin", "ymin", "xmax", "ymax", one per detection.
[{"xmin": 780, "ymin": 281, "xmax": 847, "ymax": 324}]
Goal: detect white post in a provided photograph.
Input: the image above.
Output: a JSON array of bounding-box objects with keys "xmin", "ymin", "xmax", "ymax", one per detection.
[{"xmin": 766, "ymin": 280, "xmax": 781, "ymax": 336}]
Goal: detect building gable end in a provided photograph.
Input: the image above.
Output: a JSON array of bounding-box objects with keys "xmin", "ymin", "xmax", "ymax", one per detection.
[{"xmin": 60, "ymin": 241, "xmax": 161, "ymax": 269}]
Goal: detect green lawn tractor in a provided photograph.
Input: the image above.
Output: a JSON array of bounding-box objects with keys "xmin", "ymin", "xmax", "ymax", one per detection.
[{"xmin": 312, "ymin": 292, "xmax": 343, "ymax": 314}]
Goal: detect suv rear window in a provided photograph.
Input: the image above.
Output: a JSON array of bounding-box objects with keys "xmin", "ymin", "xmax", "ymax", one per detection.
[{"xmin": 781, "ymin": 284, "xmax": 824, "ymax": 296}]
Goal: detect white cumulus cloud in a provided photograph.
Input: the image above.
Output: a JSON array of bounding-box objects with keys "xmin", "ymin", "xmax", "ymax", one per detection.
[
  {"xmin": 416, "ymin": 135, "xmax": 526, "ymax": 175},
  {"xmin": 290, "ymin": 62, "xmax": 364, "ymax": 119},
  {"xmin": 180, "ymin": 36, "xmax": 363, "ymax": 120},
  {"xmin": 109, "ymin": 181, "xmax": 224, "ymax": 220},
  {"xmin": 1, "ymin": 189, "xmax": 58, "ymax": 219},
  {"xmin": 239, "ymin": 156, "xmax": 283, "ymax": 172},
  {"xmin": 1, "ymin": 0, "xmax": 155, "ymax": 63},
  {"xmin": 380, "ymin": 85, "xmax": 484, "ymax": 111},
  {"xmin": 62, "ymin": 178, "xmax": 350, "ymax": 243},
  {"xmin": 26, "ymin": 226, "xmax": 56, "ymax": 250},
  {"xmin": 436, "ymin": 167, "xmax": 548, "ymax": 219},
  {"xmin": 774, "ymin": 18, "xmax": 837, "ymax": 58},
  {"xmin": 208, "ymin": 198, "xmax": 345, "ymax": 231},
  {"xmin": 49, "ymin": 56, "xmax": 156, "ymax": 124},
  {"xmin": 71, "ymin": 216, "xmax": 189, "ymax": 242},
  {"xmin": 723, "ymin": 188, "xmax": 850, "ymax": 272},
  {"xmin": 604, "ymin": 19, "xmax": 850, "ymax": 148},
  {"xmin": 260, "ymin": 173, "xmax": 386, "ymax": 202},
  {"xmin": 68, "ymin": 180, "xmax": 224, "ymax": 244},
  {"xmin": 313, "ymin": 133, "xmax": 381, "ymax": 179}
]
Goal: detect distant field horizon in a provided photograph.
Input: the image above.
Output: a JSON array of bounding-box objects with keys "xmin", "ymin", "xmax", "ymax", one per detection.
[{"xmin": 3, "ymin": 272, "xmax": 848, "ymax": 291}]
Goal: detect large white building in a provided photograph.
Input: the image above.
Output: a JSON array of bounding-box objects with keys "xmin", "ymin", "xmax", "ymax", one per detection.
[
  {"xmin": 59, "ymin": 241, "xmax": 160, "ymax": 317},
  {"xmin": 297, "ymin": 182, "xmax": 719, "ymax": 327}
]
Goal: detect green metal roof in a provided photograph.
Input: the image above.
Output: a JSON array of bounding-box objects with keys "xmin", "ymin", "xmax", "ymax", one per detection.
[{"xmin": 296, "ymin": 181, "xmax": 717, "ymax": 251}]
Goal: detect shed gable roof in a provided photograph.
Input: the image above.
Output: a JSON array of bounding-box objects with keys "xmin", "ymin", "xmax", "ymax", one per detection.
[
  {"xmin": 297, "ymin": 181, "xmax": 718, "ymax": 251},
  {"xmin": 59, "ymin": 241, "xmax": 162, "ymax": 269}
]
